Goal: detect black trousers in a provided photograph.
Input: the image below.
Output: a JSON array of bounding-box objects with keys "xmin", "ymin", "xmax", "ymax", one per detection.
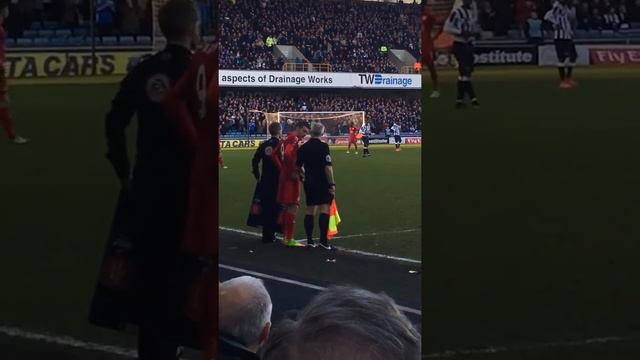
[
  {"xmin": 132, "ymin": 176, "xmax": 190, "ymax": 360},
  {"xmin": 453, "ymin": 41, "xmax": 475, "ymax": 77},
  {"xmin": 554, "ymin": 39, "xmax": 577, "ymax": 63}
]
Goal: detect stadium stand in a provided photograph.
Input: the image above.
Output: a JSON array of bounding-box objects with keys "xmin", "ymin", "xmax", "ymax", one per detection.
[
  {"xmin": 477, "ymin": 0, "xmax": 640, "ymax": 40},
  {"xmin": 220, "ymin": 0, "xmax": 421, "ymax": 72},
  {"xmin": 4, "ymin": 0, "xmax": 212, "ymax": 48},
  {"xmin": 219, "ymin": 90, "xmax": 422, "ymax": 137}
]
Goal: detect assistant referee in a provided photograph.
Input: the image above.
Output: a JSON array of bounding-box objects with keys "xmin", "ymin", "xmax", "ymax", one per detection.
[{"xmin": 297, "ymin": 122, "xmax": 336, "ymax": 250}]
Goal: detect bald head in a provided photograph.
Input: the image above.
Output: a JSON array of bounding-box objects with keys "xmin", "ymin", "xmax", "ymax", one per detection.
[{"xmin": 219, "ymin": 276, "xmax": 273, "ymax": 352}]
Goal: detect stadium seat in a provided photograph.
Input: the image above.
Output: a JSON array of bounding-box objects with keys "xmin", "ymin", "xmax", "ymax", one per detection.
[
  {"xmin": 29, "ymin": 22, "xmax": 42, "ymax": 30},
  {"xmin": 136, "ymin": 35, "xmax": 152, "ymax": 45},
  {"xmin": 120, "ymin": 36, "xmax": 136, "ymax": 45},
  {"xmin": 50, "ymin": 37, "xmax": 69, "ymax": 46},
  {"xmin": 34, "ymin": 37, "xmax": 50, "ymax": 46},
  {"xmin": 38, "ymin": 29, "xmax": 54, "ymax": 38},
  {"xmin": 68, "ymin": 36, "xmax": 87, "ymax": 46},
  {"xmin": 102, "ymin": 36, "xmax": 118, "ymax": 46},
  {"xmin": 73, "ymin": 28, "xmax": 89, "ymax": 36},
  {"xmin": 575, "ymin": 29, "xmax": 588, "ymax": 38},
  {"xmin": 55, "ymin": 29, "xmax": 72, "ymax": 38},
  {"xmin": 630, "ymin": 22, "xmax": 640, "ymax": 29},
  {"xmin": 17, "ymin": 38, "xmax": 34, "ymax": 47},
  {"xmin": 22, "ymin": 30, "xmax": 38, "ymax": 39},
  {"xmin": 43, "ymin": 21, "xmax": 59, "ymax": 30},
  {"xmin": 507, "ymin": 29, "xmax": 523, "ymax": 39}
]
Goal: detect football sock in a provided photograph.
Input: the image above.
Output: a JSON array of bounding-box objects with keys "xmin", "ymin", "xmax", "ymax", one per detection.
[
  {"xmin": 466, "ymin": 81, "xmax": 477, "ymax": 100},
  {"xmin": 304, "ymin": 215, "xmax": 314, "ymax": 243},
  {"xmin": 558, "ymin": 67, "xmax": 566, "ymax": 81},
  {"xmin": 319, "ymin": 213, "xmax": 330, "ymax": 245},
  {"xmin": 284, "ymin": 212, "xmax": 296, "ymax": 240},
  {"xmin": 567, "ymin": 66, "xmax": 573, "ymax": 79},
  {"xmin": 456, "ymin": 80, "xmax": 465, "ymax": 101}
]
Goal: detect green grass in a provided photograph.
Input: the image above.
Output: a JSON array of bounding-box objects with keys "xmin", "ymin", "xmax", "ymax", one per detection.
[
  {"xmin": 422, "ymin": 67, "xmax": 640, "ymax": 358},
  {"xmin": 219, "ymin": 146, "xmax": 422, "ymax": 260},
  {"xmin": 0, "ymin": 84, "xmax": 135, "ymax": 347}
]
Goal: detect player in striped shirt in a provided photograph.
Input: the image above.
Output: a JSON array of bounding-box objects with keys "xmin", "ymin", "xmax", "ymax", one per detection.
[
  {"xmin": 360, "ymin": 121, "xmax": 372, "ymax": 157},
  {"xmin": 444, "ymin": 0, "xmax": 480, "ymax": 109},
  {"xmin": 544, "ymin": 0, "xmax": 578, "ymax": 89},
  {"xmin": 391, "ymin": 122, "xmax": 402, "ymax": 152}
]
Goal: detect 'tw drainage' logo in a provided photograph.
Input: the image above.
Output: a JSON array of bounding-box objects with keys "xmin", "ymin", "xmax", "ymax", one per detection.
[{"xmin": 358, "ymin": 73, "xmax": 413, "ymax": 88}]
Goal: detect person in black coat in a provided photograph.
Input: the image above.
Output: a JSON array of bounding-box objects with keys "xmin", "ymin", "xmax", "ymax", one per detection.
[
  {"xmin": 250, "ymin": 122, "xmax": 282, "ymax": 243},
  {"xmin": 104, "ymin": 1, "xmax": 199, "ymax": 358}
]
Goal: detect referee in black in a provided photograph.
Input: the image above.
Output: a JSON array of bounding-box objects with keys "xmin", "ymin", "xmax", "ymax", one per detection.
[
  {"xmin": 104, "ymin": 1, "xmax": 199, "ymax": 358},
  {"xmin": 251, "ymin": 122, "xmax": 282, "ymax": 243},
  {"xmin": 297, "ymin": 122, "xmax": 336, "ymax": 250},
  {"xmin": 444, "ymin": 0, "xmax": 480, "ymax": 109}
]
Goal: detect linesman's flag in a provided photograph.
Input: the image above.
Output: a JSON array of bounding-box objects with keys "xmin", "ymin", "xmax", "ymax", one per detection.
[{"xmin": 328, "ymin": 200, "xmax": 341, "ymax": 239}]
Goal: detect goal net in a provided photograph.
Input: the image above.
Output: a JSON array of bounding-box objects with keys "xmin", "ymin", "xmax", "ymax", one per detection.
[{"xmin": 267, "ymin": 111, "xmax": 366, "ymax": 137}]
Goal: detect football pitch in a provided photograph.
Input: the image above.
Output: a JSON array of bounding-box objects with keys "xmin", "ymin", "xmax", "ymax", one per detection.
[
  {"xmin": 219, "ymin": 145, "xmax": 422, "ymax": 260},
  {"xmin": 422, "ymin": 66, "xmax": 640, "ymax": 359},
  {"xmin": 0, "ymin": 66, "xmax": 639, "ymax": 359}
]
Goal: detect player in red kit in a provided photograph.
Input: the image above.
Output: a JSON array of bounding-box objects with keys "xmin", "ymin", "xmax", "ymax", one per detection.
[
  {"xmin": 422, "ymin": 3, "xmax": 440, "ymax": 99},
  {"xmin": 272, "ymin": 121, "xmax": 310, "ymax": 247},
  {"xmin": 0, "ymin": 2, "xmax": 28, "ymax": 144},
  {"xmin": 346, "ymin": 121, "xmax": 358, "ymax": 154},
  {"xmin": 164, "ymin": 42, "xmax": 219, "ymax": 360},
  {"xmin": 218, "ymin": 125, "xmax": 227, "ymax": 169}
]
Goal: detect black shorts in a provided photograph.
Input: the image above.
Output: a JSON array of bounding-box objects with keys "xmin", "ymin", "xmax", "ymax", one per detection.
[
  {"xmin": 554, "ymin": 39, "xmax": 577, "ymax": 63},
  {"xmin": 453, "ymin": 41, "xmax": 475, "ymax": 76},
  {"xmin": 394, "ymin": 135, "xmax": 402, "ymax": 144},
  {"xmin": 303, "ymin": 182, "xmax": 334, "ymax": 206},
  {"xmin": 363, "ymin": 136, "xmax": 370, "ymax": 147}
]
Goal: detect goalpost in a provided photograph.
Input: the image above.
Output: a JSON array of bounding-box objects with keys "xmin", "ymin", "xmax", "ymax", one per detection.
[{"xmin": 259, "ymin": 111, "xmax": 366, "ymax": 138}]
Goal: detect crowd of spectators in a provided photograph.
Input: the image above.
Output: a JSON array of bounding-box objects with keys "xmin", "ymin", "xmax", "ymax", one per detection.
[
  {"xmin": 219, "ymin": 90, "xmax": 421, "ymax": 136},
  {"xmin": 477, "ymin": 0, "xmax": 640, "ymax": 38},
  {"xmin": 220, "ymin": 0, "xmax": 420, "ymax": 72},
  {"xmin": 4, "ymin": 0, "xmax": 214, "ymax": 40},
  {"xmin": 219, "ymin": 276, "xmax": 421, "ymax": 360}
]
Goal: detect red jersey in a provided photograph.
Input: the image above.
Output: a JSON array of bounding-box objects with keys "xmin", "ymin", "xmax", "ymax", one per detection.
[
  {"xmin": 0, "ymin": 26, "xmax": 6, "ymax": 64},
  {"xmin": 422, "ymin": 6, "xmax": 436, "ymax": 50},
  {"xmin": 164, "ymin": 44, "xmax": 218, "ymax": 358},
  {"xmin": 349, "ymin": 126, "xmax": 357, "ymax": 138},
  {"xmin": 273, "ymin": 132, "xmax": 301, "ymax": 174},
  {"xmin": 272, "ymin": 131, "xmax": 302, "ymax": 205}
]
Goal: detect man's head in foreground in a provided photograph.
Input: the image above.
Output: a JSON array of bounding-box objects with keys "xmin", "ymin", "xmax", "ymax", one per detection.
[
  {"xmin": 269, "ymin": 121, "xmax": 282, "ymax": 138},
  {"xmin": 219, "ymin": 276, "xmax": 272, "ymax": 353},
  {"xmin": 295, "ymin": 121, "xmax": 310, "ymax": 138},
  {"xmin": 310, "ymin": 122, "xmax": 325, "ymax": 138},
  {"xmin": 158, "ymin": 0, "xmax": 199, "ymax": 48},
  {"xmin": 291, "ymin": 286, "xmax": 421, "ymax": 360}
]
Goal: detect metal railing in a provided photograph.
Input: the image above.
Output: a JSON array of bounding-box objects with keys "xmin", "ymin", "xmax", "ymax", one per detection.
[{"xmin": 282, "ymin": 62, "xmax": 333, "ymax": 72}]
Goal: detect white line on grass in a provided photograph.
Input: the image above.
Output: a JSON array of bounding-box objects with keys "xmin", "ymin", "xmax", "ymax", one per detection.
[
  {"xmin": 220, "ymin": 263, "xmax": 422, "ymax": 316},
  {"xmin": 0, "ymin": 326, "xmax": 136, "ymax": 358},
  {"xmin": 2, "ymin": 326, "xmax": 638, "ymax": 359},
  {"xmin": 219, "ymin": 226, "xmax": 421, "ymax": 264},
  {"xmin": 422, "ymin": 334, "xmax": 640, "ymax": 359}
]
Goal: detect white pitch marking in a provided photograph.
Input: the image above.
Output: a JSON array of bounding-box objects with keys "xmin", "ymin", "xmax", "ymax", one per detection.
[
  {"xmin": 219, "ymin": 226, "xmax": 422, "ymax": 264},
  {"xmin": 219, "ymin": 263, "xmax": 422, "ymax": 316},
  {"xmin": 0, "ymin": 326, "xmax": 136, "ymax": 358},
  {"xmin": 422, "ymin": 334, "xmax": 640, "ymax": 359}
]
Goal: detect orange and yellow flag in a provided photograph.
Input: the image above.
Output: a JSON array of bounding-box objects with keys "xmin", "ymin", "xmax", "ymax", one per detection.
[{"xmin": 328, "ymin": 200, "xmax": 341, "ymax": 239}]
